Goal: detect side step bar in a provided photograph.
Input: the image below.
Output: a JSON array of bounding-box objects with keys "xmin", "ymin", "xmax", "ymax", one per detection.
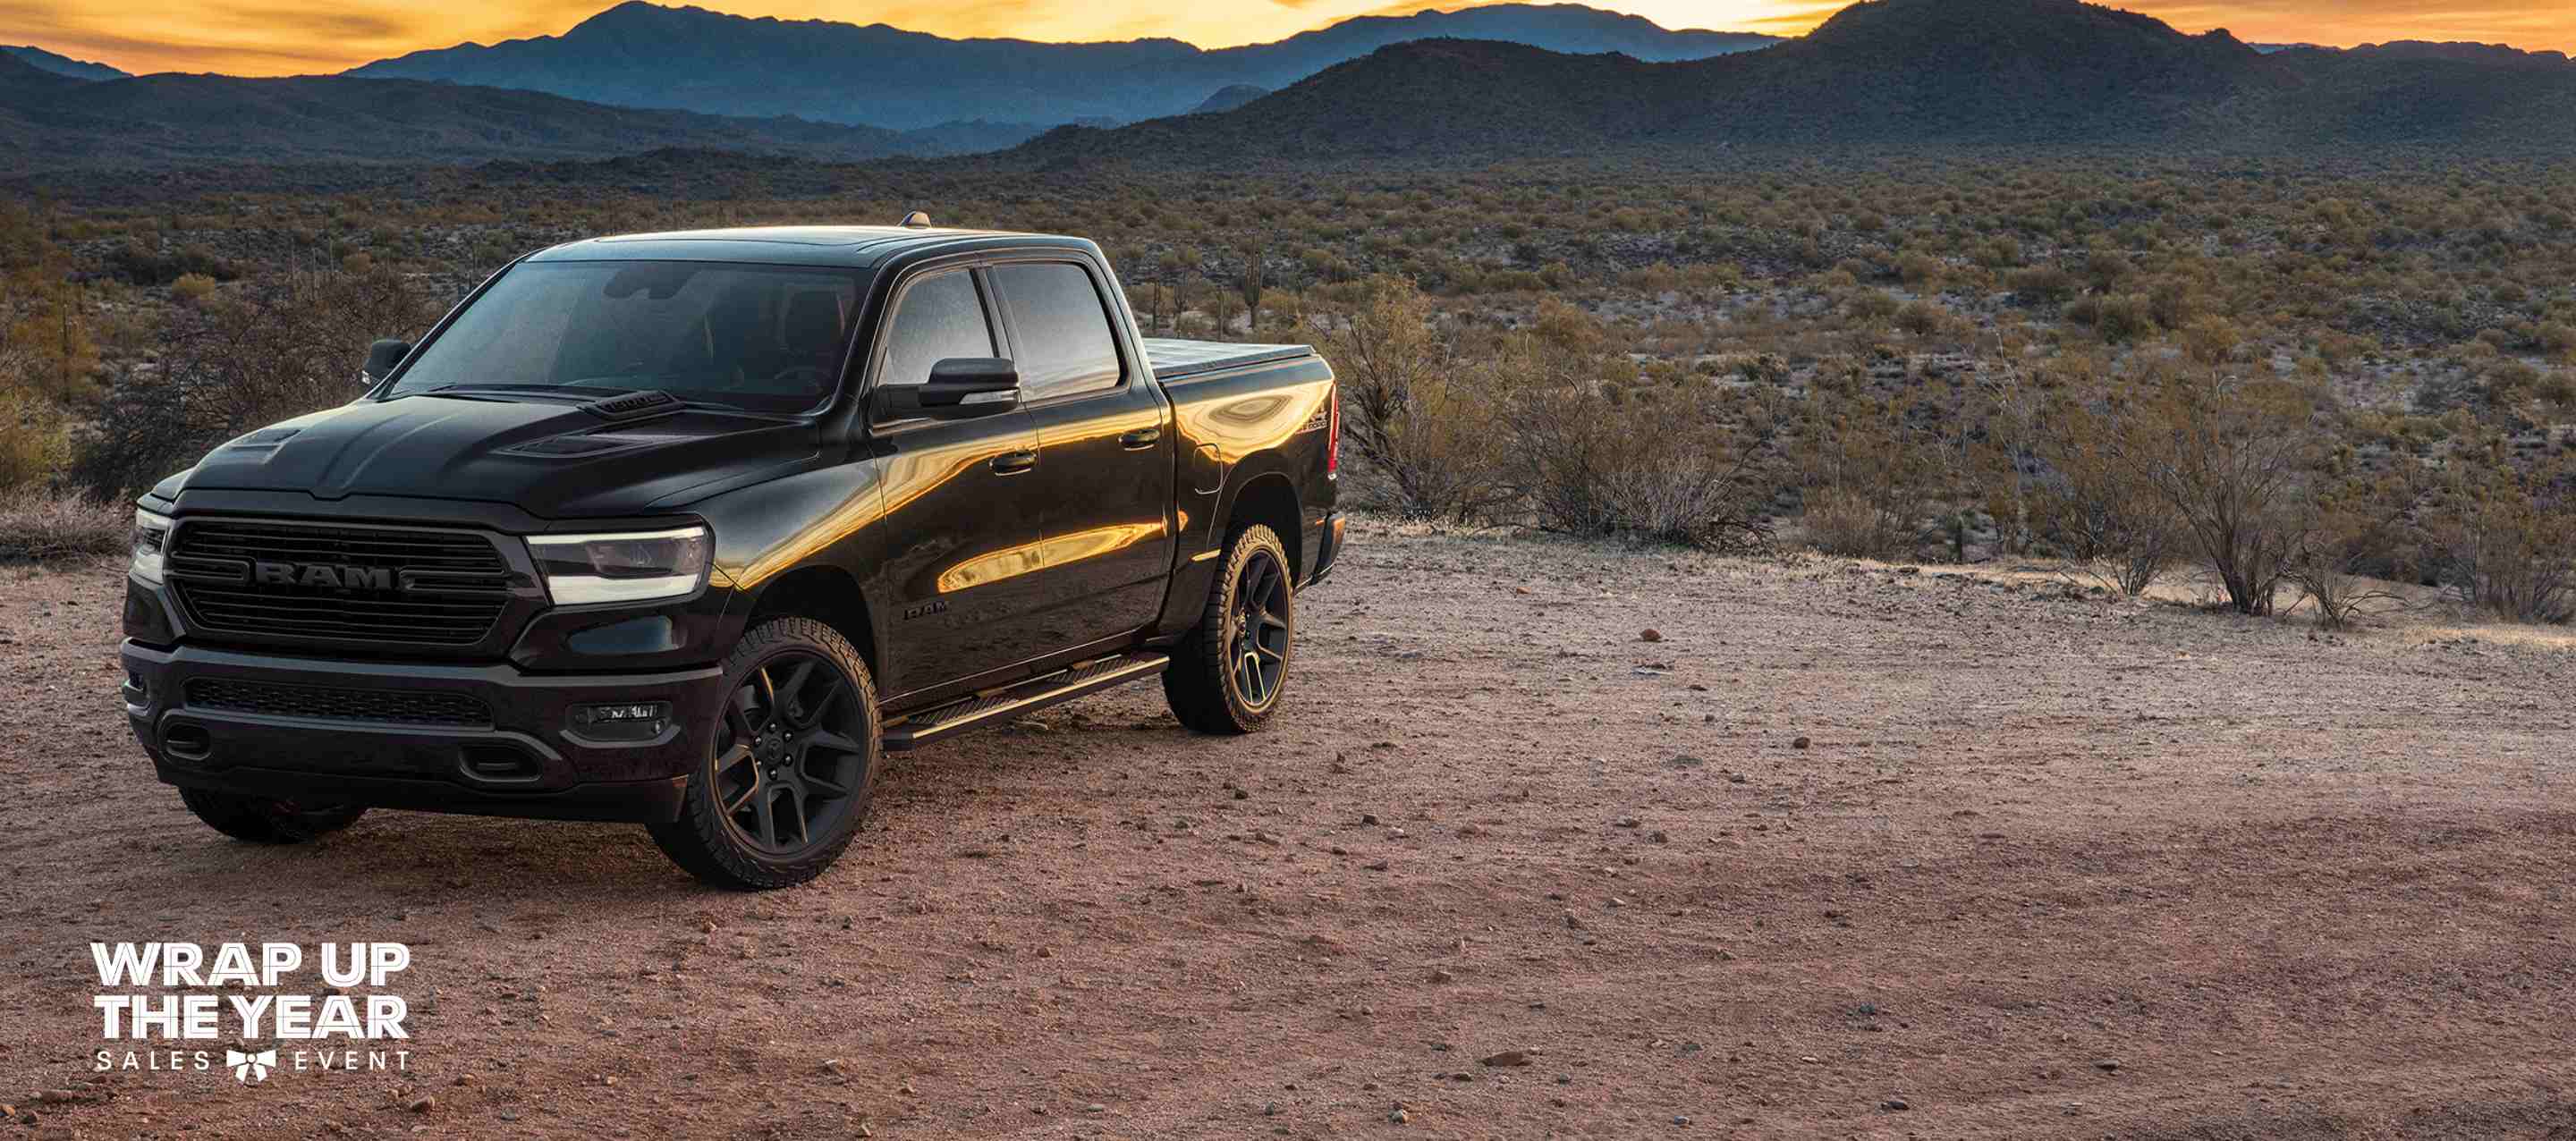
[{"xmin": 880, "ymin": 652, "xmax": 1170, "ymax": 751}]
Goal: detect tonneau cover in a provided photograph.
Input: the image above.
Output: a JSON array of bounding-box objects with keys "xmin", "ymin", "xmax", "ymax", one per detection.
[{"xmin": 1143, "ymin": 338, "xmax": 1315, "ymax": 381}]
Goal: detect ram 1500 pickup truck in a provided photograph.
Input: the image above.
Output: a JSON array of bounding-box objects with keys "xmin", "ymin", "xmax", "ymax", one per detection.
[{"xmin": 118, "ymin": 222, "xmax": 1343, "ymax": 888}]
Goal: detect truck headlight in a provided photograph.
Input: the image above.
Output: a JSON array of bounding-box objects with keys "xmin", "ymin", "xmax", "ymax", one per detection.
[
  {"xmin": 529, "ymin": 526, "xmax": 710, "ymax": 605},
  {"xmin": 131, "ymin": 508, "xmax": 172, "ymax": 585}
]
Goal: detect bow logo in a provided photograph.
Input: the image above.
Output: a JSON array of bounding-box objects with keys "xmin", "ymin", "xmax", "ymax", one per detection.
[{"xmin": 225, "ymin": 1048, "xmax": 276, "ymax": 1084}]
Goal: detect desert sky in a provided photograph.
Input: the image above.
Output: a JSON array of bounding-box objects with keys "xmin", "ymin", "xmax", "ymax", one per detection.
[{"xmin": 8, "ymin": 0, "xmax": 2572, "ymax": 76}]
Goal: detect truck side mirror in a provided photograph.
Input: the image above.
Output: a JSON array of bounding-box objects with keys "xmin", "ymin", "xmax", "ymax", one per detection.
[
  {"xmin": 877, "ymin": 358, "xmax": 1021, "ymax": 420},
  {"xmin": 361, "ymin": 338, "xmax": 412, "ymax": 385}
]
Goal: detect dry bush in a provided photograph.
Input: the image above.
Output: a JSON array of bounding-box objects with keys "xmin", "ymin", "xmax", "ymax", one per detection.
[
  {"xmin": 2421, "ymin": 452, "xmax": 2576, "ymax": 624},
  {"xmin": 1506, "ymin": 381, "xmax": 1779, "ymax": 551},
  {"xmin": 0, "ymin": 488, "xmax": 129, "ymax": 562},
  {"xmin": 1797, "ymin": 389, "xmax": 1936, "ymax": 560},
  {"xmin": 2097, "ymin": 368, "xmax": 2326, "ymax": 615},
  {"xmin": 2284, "ymin": 479, "xmax": 2414, "ymax": 630},
  {"xmin": 0, "ymin": 392, "xmax": 72, "ymax": 491},
  {"xmin": 2030, "ymin": 386, "xmax": 2185, "ymax": 596},
  {"xmin": 1319, "ymin": 275, "xmax": 1512, "ymax": 522},
  {"xmin": 72, "ymin": 267, "xmax": 433, "ymax": 498}
]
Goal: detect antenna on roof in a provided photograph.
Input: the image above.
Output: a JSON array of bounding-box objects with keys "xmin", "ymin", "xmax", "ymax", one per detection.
[{"xmin": 898, "ymin": 211, "xmax": 933, "ymax": 229}]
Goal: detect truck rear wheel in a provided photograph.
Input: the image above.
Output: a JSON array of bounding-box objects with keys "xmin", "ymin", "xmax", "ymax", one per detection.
[
  {"xmin": 648, "ymin": 616, "xmax": 880, "ymax": 891},
  {"xmin": 177, "ymin": 788, "xmax": 367, "ymax": 844},
  {"xmin": 1164, "ymin": 523, "xmax": 1295, "ymax": 734}
]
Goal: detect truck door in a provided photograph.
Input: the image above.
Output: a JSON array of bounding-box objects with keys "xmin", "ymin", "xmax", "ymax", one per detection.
[
  {"xmin": 864, "ymin": 265, "xmax": 1054, "ymax": 697},
  {"xmin": 989, "ymin": 258, "xmax": 1178, "ymax": 651}
]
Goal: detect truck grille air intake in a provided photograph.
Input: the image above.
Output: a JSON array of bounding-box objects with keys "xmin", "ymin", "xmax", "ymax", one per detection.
[
  {"xmin": 165, "ymin": 520, "xmax": 513, "ymax": 647},
  {"xmin": 185, "ymin": 679, "xmax": 493, "ymax": 727}
]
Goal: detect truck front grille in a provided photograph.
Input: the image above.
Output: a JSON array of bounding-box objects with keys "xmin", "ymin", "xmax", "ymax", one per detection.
[
  {"xmin": 185, "ymin": 679, "xmax": 493, "ymax": 727},
  {"xmin": 165, "ymin": 520, "xmax": 513, "ymax": 647}
]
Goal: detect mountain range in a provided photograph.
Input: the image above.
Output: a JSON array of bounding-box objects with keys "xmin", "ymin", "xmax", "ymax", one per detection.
[
  {"xmin": 8, "ymin": 0, "xmax": 2576, "ymax": 173},
  {"xmin": 341, "ymin": 2, "xmax": 1775, "ymax": 129},
  {"xmin": 1, "ymin": 45, "xmax": 129, "ymax": 81},
  {"xmin": 0, "ymin": 50, "xmax": 987, "ymax": 168},
  {"xmin": 1013, "ymin": 0, "xmax": 2576, "ymax": 164}
]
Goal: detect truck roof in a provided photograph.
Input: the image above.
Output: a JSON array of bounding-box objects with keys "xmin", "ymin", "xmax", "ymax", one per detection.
[{"xmin": 526, "ymin": 224, "xmax": 1088, "ymax": 268}]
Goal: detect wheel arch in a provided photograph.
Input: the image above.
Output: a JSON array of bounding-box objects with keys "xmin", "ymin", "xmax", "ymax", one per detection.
[
  {"xmin": 1219, "ymin": 469, "xmax": 1303, "ymax": 584},
  {"xmin": 740, "ymin": 564, "xmax": 879, "ymax": 673}
]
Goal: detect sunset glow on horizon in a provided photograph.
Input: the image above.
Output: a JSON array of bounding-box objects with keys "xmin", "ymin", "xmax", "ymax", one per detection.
[{"xmin": 7, "ymin": 0, "xmax": 2572, "ymax": 78}]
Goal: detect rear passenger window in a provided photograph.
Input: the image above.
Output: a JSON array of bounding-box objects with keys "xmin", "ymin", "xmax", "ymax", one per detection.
[
  {"xmin": 877, "ymin": 269, "xmax": 994, "ymax": 393},
  {"xmin": 993, "ymin": 262, "xmax": 1122, "ymax": 401}
]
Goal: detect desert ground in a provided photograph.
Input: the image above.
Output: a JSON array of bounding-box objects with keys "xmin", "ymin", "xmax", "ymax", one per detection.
[{"xmin": 2, "ymin": 520, "xmax": 2572, "ymax": 1139}]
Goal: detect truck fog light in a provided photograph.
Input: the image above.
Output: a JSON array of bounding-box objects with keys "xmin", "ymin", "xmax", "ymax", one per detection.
[{"xmin": 570, "ymin": 701, "xmax": 672, "ymax": 740}]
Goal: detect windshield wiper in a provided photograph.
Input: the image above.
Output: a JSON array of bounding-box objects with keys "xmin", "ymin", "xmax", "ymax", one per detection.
[{"xmin": 393, "ymin": 383, "xmax": 630, "ymax": 401}]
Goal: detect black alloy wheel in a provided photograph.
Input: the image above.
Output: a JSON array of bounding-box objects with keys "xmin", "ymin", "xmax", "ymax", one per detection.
[
  {"xmin": 648, "ymin": 616, "xmax": 880, "ymax": 890},
  {"xmin": 1164, "ymin": 523, "xmax": 1297, "ymax": 735},
  {"xmin": 1228, "ymin": 547, "xmax": 1292, "ymax": 712},
  {"xmin": 712, "ymin": 649, "xmax": 871, "ymax": 857}
]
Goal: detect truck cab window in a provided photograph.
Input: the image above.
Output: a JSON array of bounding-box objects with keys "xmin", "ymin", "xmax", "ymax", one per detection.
[
  {"xmin": 992, "ymin": 262, "xmax": 1122, "ymax": 401},
  {"xmin": 877, "ymin": 269, "xmax": 996, "ymax": 392}
]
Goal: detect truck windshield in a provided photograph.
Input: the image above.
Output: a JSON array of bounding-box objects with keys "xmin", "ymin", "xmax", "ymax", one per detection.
[{"xmin": 387, "ymin": 260, "xmax": 869, "ymax": 413}]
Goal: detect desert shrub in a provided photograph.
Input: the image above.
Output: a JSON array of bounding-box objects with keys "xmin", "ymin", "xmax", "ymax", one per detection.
[
  {"xmin": 103, "ymin": 241, "xmax": 237, "ymax": 286},
  {"xmin": 0, "ymin": 392, "xmax": 72, "ymax": 491},
  {"xmin": 0, "ymin": 487, "xmax": 129, "ymax": 562},
  {"xmin": 0, "ymin": 275, "xmax": 101, "ymax": 403},
  {"xmin": 1893, "ymin": 300, "xmax": 1945, "ymax": 337},
  {"xmin": 2008, "ymin": 266, "xmax": 2077, "ymax": 305},
  {"xmin": 1844, "ymin": 289, "xmax": 1901, "ymax": 323},
  {"xmin": 2065, "ymin": 292, "xmax": 2158, "ymax": 344},
  {"xmin": 71, "ymin": 267, "xmax": 433, "ymax": 498},
  {"xmin": 2285, "ymin": 479, "xmax": 2415, "ymax": 630},
  {"xmin": 1505, "ymin": 381, "xmax": 1779, "ymax": 551},
  {"xmin": 2100, "ymin": 369, "xmax": 2326, "ymax": 615},
  {"xmin": 2420, "ymin": 452, "xmax": 2576, "ymax": 624},
  {"xmin": 1318, "ymin": 275, "xmax": 1510, "ymax": 522},
  {"xmin": 2540, "ymin": 322, "xmax": 2576, "ymax": 359},
  {"xmin": 2178, "ymin": 316, "xmax": 2242, "ymax": 367},
  {"xmin": 2146, "ymin": 276, "xmax": 2205, "ymax": 329},
  {"xmin": 170, "ymin": 273, "xmax": 219, "ymax": 305},
  {"xmin": 2030, "ymin": 385, "xmax": 2184, "ymax": 596},
  {"xmin": 1894, "ymin": 252, "xmax": 1943, "ymax": 286},
  {"xmin": 1798, "ymin": 391, "xmax": 1937, "ymax": 559}
]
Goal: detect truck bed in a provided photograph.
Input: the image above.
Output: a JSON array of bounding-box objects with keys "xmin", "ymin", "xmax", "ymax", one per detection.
[{"xmin": 1143, "ymin": 338, "xmax": 1316, "ymax": 382}]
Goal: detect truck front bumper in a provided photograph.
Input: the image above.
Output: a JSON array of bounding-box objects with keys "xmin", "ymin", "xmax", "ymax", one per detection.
[{"xmin": 120, "ymin": 640, "xmax": 730, "ymax": 824}]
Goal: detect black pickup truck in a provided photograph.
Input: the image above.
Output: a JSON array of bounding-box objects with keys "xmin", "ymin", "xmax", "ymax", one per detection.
[{"xmin": 118, "ymin": 222, "xmax": 1344, "ymax": 888}]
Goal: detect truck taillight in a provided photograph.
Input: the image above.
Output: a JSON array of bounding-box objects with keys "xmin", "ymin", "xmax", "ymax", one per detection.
[{"xmin": 1326, "ymin": 385, "xmax": 1341, "ymax": 475}]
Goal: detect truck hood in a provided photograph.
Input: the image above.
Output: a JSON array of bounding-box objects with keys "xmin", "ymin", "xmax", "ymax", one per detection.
[{"xmin": 167, "ymin": 393, "xmax": 818, "ymax": 518}]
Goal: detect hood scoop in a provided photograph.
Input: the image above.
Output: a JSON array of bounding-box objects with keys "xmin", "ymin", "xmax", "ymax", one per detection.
[
  {"xmin": 582, "ymin": 390, "xmax": 683, "ymax": 421},
  {"xmin": 498, "ymin": 428, "xmax": 694, "ymax": 460}
]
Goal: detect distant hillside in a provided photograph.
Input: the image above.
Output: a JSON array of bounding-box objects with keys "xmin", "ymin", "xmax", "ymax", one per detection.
[
  {"xmin": 1, "ymin": 45, "xmax": 130, "ymax": 80},
  {"xmin": 0, "ymin": 63, "xmax": 999, "ymax": 169},
  {"xmin": 2344, "ymin": 40, "xmax": 2573, "ymax": 68},
  {"xmin": 1013, "ymin": 0, "xmax": 2576, "ymax": 165},
  {"xmin": 343, "ymin": 1, "xmax": 1777, "ymax": 129},
  {"xmin": 1192, "ymin": 85, "xmax": 1268, "ymax": 114}
]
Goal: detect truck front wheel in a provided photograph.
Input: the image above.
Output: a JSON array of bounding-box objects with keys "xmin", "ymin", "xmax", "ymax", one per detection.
[
  {"xmin": 177, "ymin": 788, "xmax": 367, "ymax": 844},
  {"xmin": 648, "ymin": 617, "xmax": 880, "ymax": 890},
  {"xmin": 1164, "ymin": 523, "xmax": 1296, "ymax": 734}
]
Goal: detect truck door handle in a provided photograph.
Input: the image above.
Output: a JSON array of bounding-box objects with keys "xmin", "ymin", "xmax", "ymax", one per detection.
[
  {"xmin": 1120, "ymin": 427, "xmax": 1162, "ymax": 450},
  {"xmin": 989, "ymin": 449, "xmax": 1038, "ymax": 475}
]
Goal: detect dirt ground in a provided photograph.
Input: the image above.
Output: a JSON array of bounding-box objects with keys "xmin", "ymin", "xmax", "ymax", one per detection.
[{"xmin": 3, "ymin": 520, "xmax": 2573, "ymax": 1139}]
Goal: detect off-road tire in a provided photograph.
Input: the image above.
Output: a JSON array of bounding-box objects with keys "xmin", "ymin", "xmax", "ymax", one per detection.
[
  {"xmin": 1164, "ymin": 523, "xmax": 1296, "ymax": 735},
  {"xmin": 648, "ymin": 617, "xmax": 880, "ymax": 891},
  {"xmin": 177, "ymin": 788, "xmax": 367, "ymax": 843}
]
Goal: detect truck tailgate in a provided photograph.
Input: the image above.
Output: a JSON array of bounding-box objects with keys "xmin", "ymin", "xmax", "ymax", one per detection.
[{"xmin": 1143, "ymin": 337, "xmax": 1316, "ymax": 382}]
